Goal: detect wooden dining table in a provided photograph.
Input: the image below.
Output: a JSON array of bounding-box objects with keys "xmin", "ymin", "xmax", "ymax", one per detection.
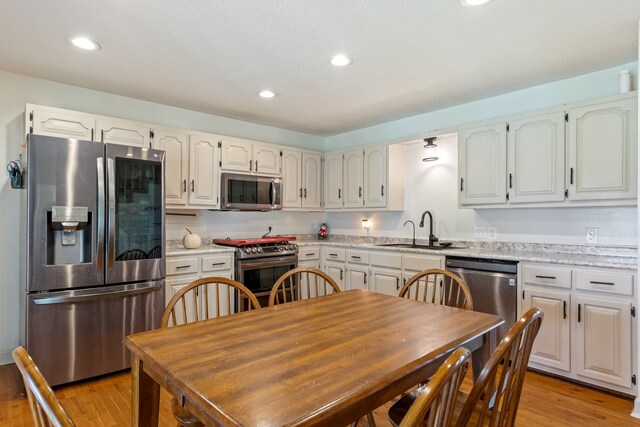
[{"xmin": 125, "ymin": 289, "xmax": 503, "ymax": 427}]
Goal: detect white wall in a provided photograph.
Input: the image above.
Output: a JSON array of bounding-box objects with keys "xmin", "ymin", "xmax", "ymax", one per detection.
[
  {"xmin": 326, "ymin": 134, "xmax": 638, "ymax": 245},
  {"xmin": 0, "ymin": 70, "xmax": 324, "ymax": 364}
]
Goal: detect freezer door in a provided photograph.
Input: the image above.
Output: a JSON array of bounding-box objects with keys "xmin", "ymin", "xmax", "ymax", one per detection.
[
  {"xmin": 25, "ymin": 281, "xmax": 164, "ymax": 386},
  {"xmin": 105, "ymin": 143, "xmax": 165, "ymax": 284},
  {"xmin": 27, "ymin": 135, "xmax": 105, "ymax": 292}
]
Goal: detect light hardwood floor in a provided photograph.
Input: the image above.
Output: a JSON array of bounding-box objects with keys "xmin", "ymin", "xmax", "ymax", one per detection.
[{"xmin": 1, "ymin": 363, "xmax": 639, "ymax": 426}]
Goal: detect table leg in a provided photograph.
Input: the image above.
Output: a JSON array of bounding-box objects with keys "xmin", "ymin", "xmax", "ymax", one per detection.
[
  {"xmin": 131, "ymin": 354, "xmax": 160, "ymax": 427},
  {"xmin": 471, "ymin": 329, "xmax": 497, "ymax": 381}
]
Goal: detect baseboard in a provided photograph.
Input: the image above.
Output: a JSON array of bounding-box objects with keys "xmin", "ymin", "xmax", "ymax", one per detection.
[
  {"xmin": 632, "ymin": 398, "xmax": 640, "ymax": 419},
  {"xmin": 0, "ymin": 348, "xmax": 14, "ymax": 366}
]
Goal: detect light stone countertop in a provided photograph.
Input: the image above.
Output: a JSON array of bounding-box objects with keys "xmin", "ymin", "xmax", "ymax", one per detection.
[{"xmin": 166, "ymin": 236, "xmax": 638, "ymax": 270}]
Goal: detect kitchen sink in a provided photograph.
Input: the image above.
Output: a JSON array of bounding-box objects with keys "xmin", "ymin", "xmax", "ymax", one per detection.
[{"xmin": 376, "ymin": 243, "xmax": 466, "ymax": 250}]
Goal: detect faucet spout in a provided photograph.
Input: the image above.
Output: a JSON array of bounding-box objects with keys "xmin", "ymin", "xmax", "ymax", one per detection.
[
  {"xmin": 403, "ymin": 220, "xmax": 416, "ymax": 246},
  {"xmin": 418, "ymin": 211, "xmax": 439, "ymax": 246}
]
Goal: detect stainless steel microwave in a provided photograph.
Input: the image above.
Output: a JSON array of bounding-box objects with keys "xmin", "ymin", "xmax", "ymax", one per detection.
[{"xmin": 220, "ymin": 173, "xmax": 282, "ymax": 211}]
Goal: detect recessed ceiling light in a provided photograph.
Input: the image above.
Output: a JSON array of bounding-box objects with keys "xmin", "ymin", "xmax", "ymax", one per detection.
[
  {"xmin": 461, "ymin": 0, "xmax": 494, "ymax": 6},
  {"xmin": 331, "ymin": 55, "xmax": 352, "ymax": 67},
  {"xmin": 259, "ymin": 90, "xmax": 275, "ymax": 98},
  {"xmin": 69, "ymin": 36, "xmax": 100, "ymax": 50}
]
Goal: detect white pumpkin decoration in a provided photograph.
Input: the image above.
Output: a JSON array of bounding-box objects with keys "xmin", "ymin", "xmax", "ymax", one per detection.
[{"xmin": 182, "ymin": 228, "xmax": 202, "ymax": 249}]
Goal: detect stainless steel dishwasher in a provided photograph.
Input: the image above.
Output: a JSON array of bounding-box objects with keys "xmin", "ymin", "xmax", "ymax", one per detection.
[{"xmin": 445, "ymin": 256, "xmax": 517, "ymax": 341}]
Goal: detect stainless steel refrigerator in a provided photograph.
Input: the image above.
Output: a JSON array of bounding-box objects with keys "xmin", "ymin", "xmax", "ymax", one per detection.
[{"xmin": 21, "ymin": 134, "xmax": 166, "ymax": 386}]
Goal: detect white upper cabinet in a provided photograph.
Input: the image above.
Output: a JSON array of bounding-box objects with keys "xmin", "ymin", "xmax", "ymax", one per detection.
[
  {"xmin": 324, "ymin": 152, "xmax": 344, "ymax": 209},
  {"xmin": 363, "ymin": 146, "xmax": 387, "ymax": 208},
  {"xmin": 28, "ymin": 105, "xmax": 96, "ymax": 141},
  {"xmin": 97, "ymin": 118, "xmax": 151, "ymax": 148},
  {"xmin": 153, "ymin": 129, "xmax": 189, "ymax": 206},
  {"xmin": 282, "ymin": 149, "xmax": 323, "ymax": 210},
  {"xmin": 458, "ymin": 122, "xmax": 508, "ymax": 205},
  {"xmin": 567, "ymin": 96, "xmax": 638, "ymax": 201},
  {"xmin": 188, "ymin": 134, "xmax": 219, "ymax": 207},
  {"xmin": 220, "ymin": 137, "xmax": 281, "ymax": 176},
  {"xmin": 343, "ymin": 149, "xmax": 364, "ymax": 208},
  {"xmin": 507, "ymin": 111, "xmax": 565, "ymax": 203}
]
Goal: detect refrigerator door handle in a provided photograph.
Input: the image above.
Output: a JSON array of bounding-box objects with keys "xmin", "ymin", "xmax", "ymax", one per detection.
[
  {"xmin": 32, "ymin": 282, "xmax": 163, "ymax": 305},
  {"xmin": 97, "ymin": 157, "xmax": 105, "ymax": 269},
  {"xmin": 107, "ymin": 158, "xmax": 116, "ymax": 268}
]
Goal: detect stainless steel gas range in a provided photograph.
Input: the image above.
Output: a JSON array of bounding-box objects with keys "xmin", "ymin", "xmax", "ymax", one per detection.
[{"xmin": 212, "ymin": 237, "xmax": 298, "ymax": 307}]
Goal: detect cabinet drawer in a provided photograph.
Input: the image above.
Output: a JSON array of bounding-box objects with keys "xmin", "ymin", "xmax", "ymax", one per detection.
[
  {"xmin": 201, "ymin": 255, "xmax": 233, "ymax": 273},
  {"xmin": 323, "ymin": 248, "xmax": 346, "ymax": 262},
  {"xmin": 403, "ymin": 254, "xmax": 442, "ymax": 272},
  {"xmin": 347, "ymin": 249, "xmax": 369, "ymax": 264},
  {"xmin": 575, "ymin": 269, "xmax": 634, "ymax": 296},
  {"xmin": 523, "ymin": 264, "xmax": 572, "ymax": 289},
  {"xmin": 166, "ymin": 257, "xmax": 199, "ymax": 276},
  {"xmin": 370, "ymin": 251, "xmax": 402, "ymax": 269},
  {"xmin": 299, "ymin": 247, "xmax": 320, "ymax": 261}
]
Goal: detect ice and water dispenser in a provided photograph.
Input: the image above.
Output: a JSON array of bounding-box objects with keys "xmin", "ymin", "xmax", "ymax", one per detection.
[{"xmin": 47, "ymin": 205, "xmax": 92, "ymax": 265}]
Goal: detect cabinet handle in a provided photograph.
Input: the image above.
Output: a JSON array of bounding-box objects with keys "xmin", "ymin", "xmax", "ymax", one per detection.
[
  {"xmin": 590, "ymin": 281, "xmax": 615, "ymax": 286},
  {"xmin": 304, "ymin": 188, "xmax": 307, "ymax": 198},
  {"xmin": 509, "ymin": 173, "xmax": 513, "ymax": 189},
  {"xmin": 211, "ymin": 262, "xmax": 226, "ymax": 266},
  {"xmin": 249, "ymin": 160, "xmax": 253, "ymax": 172},
  {"xmin": 403, "ymin": 278, "xmax": 407, "ymax": 285},
  {"xmin": 363, "ymin": 273, "xmax": 367, "ymax": 284},
  {"xmin": 255, "ymin": 160, "xmax": 258, "ymax": 171},
  {"xmin": 563, "ymin": 300, "xmax": 567, "ymax": 319},
  {"xmin": 338, "ymin": 189, "xmax": 342, "ymax": 199},
  {"xmin": 351, "ymin": 256, "xmax": 361, "ymax": 260},
  {"xmin": 300, "ymin": 188, "xmax": 303, "ymax": 198},
  {"xmin": 182, "ymin": 179, "xmax": 187, "ymax": 192},
  {"xmin": 535, "ymin": 275, "xmax": 556, "ymax": 280},
  {"xmin": 578, "ymin": 303, "xmax": 582, "ymax": 323},
  {"xmin": 305, "ymin": 253, "xmax": 316, "ymax": 257},
  {"xmin": 176, "ymin": 265, "xmax": 191, "ymax": 269},
  {"xmin": 191, "ymin": 179, "xmax": 195, "ymax": 192},
  {"xmin": 460, "ymin": 178, "xmax": 464, "ymax": 191},
  {"xmin": 359, "ymin": 186, "xmax": 362, "ymax": 198},
  {"xmin": 329, "ymin": 253, "xmax": 338, "ymax": 257},
  {"xmin": 396, "ymin": 277, "xmax": 400, "ymax": 291},
  {"xmin": 381, "ymin": 185, "xmax": 385, "ymax": 196},
  {"xmin": 339, "ymin": 269, "xmax": 343, "ymax": 281},
  {"xmin": 570, "ymin": 167, "xmax": 574, "ymax": 185}
]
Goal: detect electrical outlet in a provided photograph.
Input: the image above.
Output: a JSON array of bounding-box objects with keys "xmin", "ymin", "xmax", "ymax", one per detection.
[
  {"xmin": 585, "ymin": 227, "xmax": 598, "ymax": 244},
  {"xmin": 474, "ymin": 227, "xmax": 487, "ymax": 239},
  {"xmin": 486, "ymin": 227, "xmax": 497, "ymax": 241}
]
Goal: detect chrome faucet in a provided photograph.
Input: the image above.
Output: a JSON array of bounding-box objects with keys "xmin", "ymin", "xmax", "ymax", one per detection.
[
  {"xmin": 419, "ymin": 211, "xmax": 439, "ymax": 247},
  {"xmin": 403, "ymin": 220, "xmax": 416, "ymax": 246}
]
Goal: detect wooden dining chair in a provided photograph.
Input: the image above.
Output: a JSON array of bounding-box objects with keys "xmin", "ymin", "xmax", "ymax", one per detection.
[
  {"xmin": 398, "ymin": 269, "xmax": 473, "ymax": 310},
  {"xmin": 12, "ymin": 346, "xmax": 76, "ymax": 427},
  {"xmin": 399, "ymin": 347, "xmax": 471, "ymax": 427},
  {"xmin": 389, "ymin": 307, "xmax": 544, "ymax": 427},
  {"xmin": 269, "ymin": 267, "xmax": 341, "ymax": 306},
  {"xmin": 162, "ymin": 277, "xmax": 261, "ymax": 426},
  {"xmin": 161, "ymin": 277, "xmax": 261, "ymax": 327}
]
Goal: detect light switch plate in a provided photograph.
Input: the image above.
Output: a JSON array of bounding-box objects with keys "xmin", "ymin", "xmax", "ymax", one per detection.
[
  {"xmin": 585, "ymin": 227, "xmax": 598, "ymax": 244},
  {"xmin": 486, "ymin": 227, "xmax": 497, "ymax": 241},
  {"xmin": 474, "ymin": 227, "xmax": 487, "ymax": 239}
]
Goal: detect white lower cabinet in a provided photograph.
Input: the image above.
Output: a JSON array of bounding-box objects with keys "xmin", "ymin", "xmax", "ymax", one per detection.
[
  {"xmin": 322, "ymin": 248, "xmax": 346, "ymax": 290},
  {"xmin": 522, "ymin": 262, "xmax": 636, "ymax": 395},
  {"xmin": 165, "ymin": 252, "xmax": 235, "ymax": 325},
  {"xmin": 370, "ymin": 268, "xmax": 402, "ymax": 296}
]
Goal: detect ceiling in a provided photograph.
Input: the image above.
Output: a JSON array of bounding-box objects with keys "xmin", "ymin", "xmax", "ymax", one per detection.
[{"xmin": 1, "ymin": 1, "xmax": 639, "ymax": 136}]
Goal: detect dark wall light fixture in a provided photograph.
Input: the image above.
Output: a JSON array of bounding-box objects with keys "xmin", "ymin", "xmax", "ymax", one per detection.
[{"xmin": 422, "ymin": 137, "xmax": 439, "ymax": 162}]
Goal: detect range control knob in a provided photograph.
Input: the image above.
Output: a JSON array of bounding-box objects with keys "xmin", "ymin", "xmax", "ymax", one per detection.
[
  {"xmin": 256, "ymin": 246, "xmax": 263, "ymax": 253},
  {"xmin": 243, "ymin": 248, "xmax": 251, "ymax": 254},
  {"xmin": 250, "ymin": 247, "xmax": 257, "ymax": 254}
]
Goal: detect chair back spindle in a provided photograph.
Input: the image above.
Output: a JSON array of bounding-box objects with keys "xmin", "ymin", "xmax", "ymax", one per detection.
[
  {"xmin": 399, "ymin": 269, "xmax": 473, "ymax": 311},
  {"xmin": 269, "ymin": 267, "xmax": 341, "ymax": 306}
]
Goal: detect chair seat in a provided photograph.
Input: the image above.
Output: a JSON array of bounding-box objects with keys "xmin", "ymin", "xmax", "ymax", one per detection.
[
  {"xmin": 171, "ymin": 397, "xmax": 204, "ymax": 427},
  {"xmin": 389, "ymin": 388, "xmax": 468, "ymax": 427}
]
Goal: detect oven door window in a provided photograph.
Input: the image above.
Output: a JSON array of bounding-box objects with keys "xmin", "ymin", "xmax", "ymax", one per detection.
[{"xmin": 242, "ymin": 263, "xmax": 295, "ymax": 294}]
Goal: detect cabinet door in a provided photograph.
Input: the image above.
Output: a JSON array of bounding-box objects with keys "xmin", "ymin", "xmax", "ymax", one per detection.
[
  {"xmin": 97, "ymin": 118, "xmax": 150, "ymax": 148},
  {"xmin": 364, "ymin": 146, "xmax": 387, "ymax": 208},
  {"xmin": 302, "ymin": 152, "xmax": 323, "ymax": 209},
  {"xmin": 153, "ymin": 129, "xmax": 189, "ymax": 205},
  {"xmin": 323, "ymin": 261, "xmax": 345, "ymax": 290},
  {"xmin": 324, "ymin": 153, "xmax": 343, "ymax": 209},
  {"xmin": 508, "ymin": 112, "xmax": 565, "ymax": 203},
  {"xmin": 254, "ymin": 143, "xmax": 281, "ymax": 176},
  {"xmin": 567, "ymin": 97, "xmax": 638, "ymax": 201},
  {"xmin": 347, "ymin": 265, "xmax": 368, "ymax": 291},
  {"xmin": 220, "ymin": 137, "xmax": 252, "ymax": 172},
  {"xmin": 282, "ymin": 149, "xmax": 302, "ymax": 208},
  {"xmin": 371, "ymin": 268, "xmax": 402, "ymax": 296},
  {"xmin": 31, "ymin": 109, "xmax": 95, "ymax": 141},
  {"xmin": 458, "ymin": 122, "xmax": 507, "ymax": 205},
  {"xmin": 298, "ymin": 260, "xmax": 323, "ymax": 298},
  {"xmin": 165, "ymin": 276, "xmax": 200, "ymax": 325},
  {"xmin": 343, "ymin": 149, "xmax": 364, "ymax": 208},
  {"xmin": 523, "ymin": 288, "xmax": 571, "ymax": 372},
  {"xmin": 188, "ymin": 134, "xmax": 219, "ymax": 207},
  {"xmin": 575, "ymin": 296, "xmax": 632, "ymax": 388}
]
